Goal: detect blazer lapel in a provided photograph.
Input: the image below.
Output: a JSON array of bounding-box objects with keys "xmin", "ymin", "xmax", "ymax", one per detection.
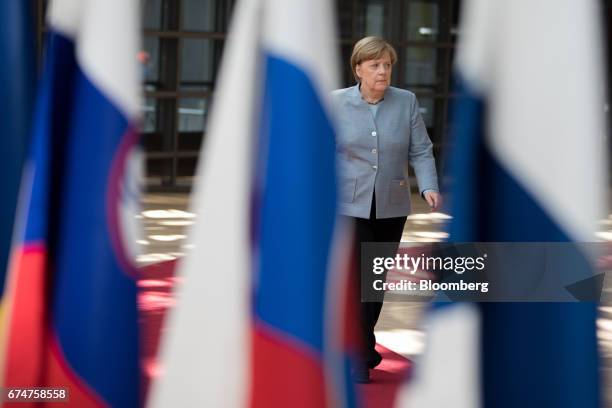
[{"xmin": 349, "ymin": 84, "xmax": 378, "ymax": 131}]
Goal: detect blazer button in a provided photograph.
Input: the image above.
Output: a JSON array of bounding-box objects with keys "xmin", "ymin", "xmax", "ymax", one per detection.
[
  {"xmin": 371, "ymin": 131, "xmax": 377, "ymax": 137},
  {"xmin": 372, "ymin": 165, "xmax": 378, "ymax": 170},
  {"xmin": 372, "ymin": 149, "xmax": 377, "ymax": 154}
]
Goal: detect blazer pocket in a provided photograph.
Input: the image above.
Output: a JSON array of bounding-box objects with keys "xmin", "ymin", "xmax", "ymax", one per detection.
[
  {"xmin": 389, "ymin": 179, "xmax": 408, "ymax": 205},
  {"xmin": 340, "ymin": 177, "xmax": 357, "ymax": 203}
]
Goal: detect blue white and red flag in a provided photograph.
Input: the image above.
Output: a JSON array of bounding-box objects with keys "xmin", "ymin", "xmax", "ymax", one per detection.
[
  {"xmin": 149, "ymin": 0, "xmax": 359, "ymax": 407},
  {"xmin": 397, "ymin": 1, "xmax": 607, "ymax": 407},
  {"xmin": 2, "ymin": 1, "xmax": 142, "ymax": 406}
]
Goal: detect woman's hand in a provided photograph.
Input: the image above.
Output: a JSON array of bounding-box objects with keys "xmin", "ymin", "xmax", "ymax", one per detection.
[{"xmin": 423, "ymin": 190, "xmax": 442, "ymax": 211}]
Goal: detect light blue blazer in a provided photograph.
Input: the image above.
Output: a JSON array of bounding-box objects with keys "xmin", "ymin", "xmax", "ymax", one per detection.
[{"xmin": 331, "ymin": 85, "xmax": 439, "ymax": 219}]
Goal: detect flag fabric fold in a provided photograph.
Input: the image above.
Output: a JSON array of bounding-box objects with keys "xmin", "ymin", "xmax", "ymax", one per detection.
[
  {"xmin": 398, "ymin": 0, "xmax": 607, "ymax": 407},
  {"xmin": 0, "ymin": 1, "xmax": 36, "ymax": 347},
  {"xmin": 2, "ymin": 0, "xmax": 142, "ymax": 406},
  {"xmin": 149, "ymin": 0, "xmax": 358, "ymax": 407}
]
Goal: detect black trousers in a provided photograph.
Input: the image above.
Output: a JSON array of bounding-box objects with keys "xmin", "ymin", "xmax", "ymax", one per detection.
[{"xmin": 346, "ymin": 194, "xmax": 407, "ymax": 367}]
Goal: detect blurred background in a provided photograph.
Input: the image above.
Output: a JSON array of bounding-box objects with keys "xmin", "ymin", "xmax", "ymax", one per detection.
[
  {"xmin": 28, "ymin": 0, "xmax": 612, "ymax": 406},
  {"xmin": 31, "ymin": 0, "xmax": 609, "ymax": 193}
]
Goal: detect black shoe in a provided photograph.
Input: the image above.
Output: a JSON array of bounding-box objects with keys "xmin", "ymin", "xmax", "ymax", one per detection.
[
  {"xmin": 367, "ymin": 352, "xmax": 382, "ymax": 369},
  {"xmin": 353, "ymin": 365, "xmax": 370, "ymax": 384}
]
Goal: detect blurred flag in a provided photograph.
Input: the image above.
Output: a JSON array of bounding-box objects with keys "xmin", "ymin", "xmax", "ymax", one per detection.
[
  {"xmin": 0, "ymin": 1, "xmax": 35, "ymax": 329},
  {"xmin": 149, "ymin": 0, "xmax": 358, "ymax": 407},
  {"xmin": 398, "ymin": 0, "xmax": 607, "ymax": 407},
  {"xmin": 1, "ymin": 0, "xmax": 142, "ymax": 406}
]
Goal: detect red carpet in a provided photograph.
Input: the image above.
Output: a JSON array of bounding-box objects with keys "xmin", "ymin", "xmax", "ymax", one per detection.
[
  {"xmin": 138, "ymin": 260, "xmax": 411, "ymax": 407},
  {"xmin": 138, "ymin": 259, "xmax": 178, "ymax": 397},
  {"xmin": 359, "ymin": 344, "xmax": 412, "ymax": 408}
]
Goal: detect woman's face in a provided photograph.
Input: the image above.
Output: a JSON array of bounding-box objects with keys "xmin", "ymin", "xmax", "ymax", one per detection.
[{"xmin": 356, "ymin": 52, "xmax": 392, "ymax": 93}]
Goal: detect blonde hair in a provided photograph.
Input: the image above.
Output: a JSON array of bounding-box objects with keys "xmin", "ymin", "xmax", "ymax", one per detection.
[{"xmin": 350, "ymin": 37, "xmax": 397, "ymax": 82}]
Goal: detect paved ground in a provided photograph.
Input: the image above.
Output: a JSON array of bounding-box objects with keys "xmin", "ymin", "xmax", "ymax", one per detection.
[{"xmin": 137, "ymin": 191, "xmax": 612, "ymax": 406}]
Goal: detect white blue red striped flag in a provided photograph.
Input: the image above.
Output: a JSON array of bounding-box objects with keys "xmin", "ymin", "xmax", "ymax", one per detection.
[
  {"xmin": 397, "ymin": 0, "xmax": 607, "ymax": 407},
  {"xmin": 149, "ymin": 0, "xmax": 358, "ymax": 407},
  {"xmin": 1, "ymin": 0, "xmax": 142, "ymax": 406}
]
